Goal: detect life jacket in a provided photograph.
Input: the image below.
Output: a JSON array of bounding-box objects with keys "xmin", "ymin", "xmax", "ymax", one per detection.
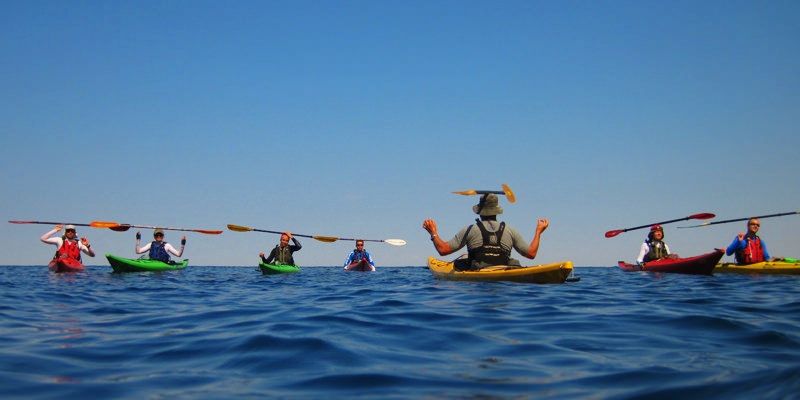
[
  {"xmin": 467, "ymin": 219, "xmax": 511, "ymax": 266},
  {"xmin": 55, "ymin": 239, "xmax": 82, "ymax": 263},
  {"xmin": 272, "ymin": 245, "xmax": 294, "ymax": 265},
  {"xmin": 643, "ymin": 239, "xmax": 668, "ymax": 262},
  {"xmin": 736, "ymin": 234, "xmax": 765, "ymax": 265},
  {"xmin": 149, "ymin": 241, "xmax": 170, "ymax": 263},
  {"xmin": 350, "ymin": 250, "xmax": 369, "ymax": 263}
]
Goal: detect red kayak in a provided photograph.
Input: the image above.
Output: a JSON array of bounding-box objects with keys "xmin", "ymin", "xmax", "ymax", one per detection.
[
  {"xmin": 618, "ymin": 249, "xmax": 723, "ymax": 275},
  {"xmin": 345, "ymin": 260, "xmax": 375, "ymax": 272},
  {"xmin": 48, "ymin": 258, "xmax": 85, "ymax": 273}
]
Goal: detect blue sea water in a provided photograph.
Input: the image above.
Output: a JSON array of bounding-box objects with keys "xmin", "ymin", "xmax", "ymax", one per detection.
[{"xmin": 1, "ymin": 265, "xmax": 799, "ymax": 399}]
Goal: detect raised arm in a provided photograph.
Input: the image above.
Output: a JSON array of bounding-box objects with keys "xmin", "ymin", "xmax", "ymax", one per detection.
[
  {"xmin": 422, "ymin": 219, "xmax": 454, "ymax": 256},
  {"xmin": 522, "ymin": 219, "xmax": 549, "ymax": 260},
  {"xmin": 40, "ymin": 225, "xmax": 62, "ymax": 246}
]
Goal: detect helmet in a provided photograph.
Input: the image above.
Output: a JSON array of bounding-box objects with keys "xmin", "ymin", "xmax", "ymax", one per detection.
[{"xmin": 650, "ymin": 224, "xmax": 663, "ymax": 232}]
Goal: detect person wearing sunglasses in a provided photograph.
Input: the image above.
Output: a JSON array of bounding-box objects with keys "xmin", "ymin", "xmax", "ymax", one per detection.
[
  {"xmin": 135, "ymin": 229, "xmax": 186, "ymax": 263},
  {"xmin": 40, "ymin": 224, "xmax": 96, "ymax": 263},
  {"xmin": 343, "ymin": 240, "xmax": 376, "ymax": 271},
  {"xmin": 725, "ymin": 218, "xmax": 771, "ymax": 265},
  {"xmin": 422, "ymin": 193, "xmax": 549, "ymax": 271}
]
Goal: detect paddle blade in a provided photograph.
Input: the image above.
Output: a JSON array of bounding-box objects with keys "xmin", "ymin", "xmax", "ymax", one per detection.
[
  {"xmin": 108, "ymin": 224, "xmax": 131, "ymax": 232},
  {"xmin": 689, "ymin": 213, "xmax": 715, "ymax": 220},
  {"xmin": 227, "ymin": 224, "xmax": 253, "ymax": 232},
  {"xmin": 384, "ymin": 239, "xmax": 407, "ymax": 246},
  {"xmin": 501, "ymin": 184, "xmax": 516, "ymax": 203},
  {"xmin": 194, "ymin": 229, "xmax": 223, "ymax": 235},
  {"xmin": 452, "ymin": 189, "xmax": 478, "ymax": 196},
  {"xmin": 313, "ymin": 236, "xmax": 339, "ymax": 243},
  {"xmin": 90, "ymin": 221, "xmax": 121, "ymax": 228},
  {"xmin": 605, "ymin": 230, "xmax": 624, "ymax": 238},
  {"xmin": 8, "ymin": 220, "xmax": 33, "ymax": 224}
]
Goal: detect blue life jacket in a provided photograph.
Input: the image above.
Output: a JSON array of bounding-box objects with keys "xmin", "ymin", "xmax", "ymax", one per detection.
[{"xmin": 149, "ymin": 241, "xmax": 170, "ymax": 262}]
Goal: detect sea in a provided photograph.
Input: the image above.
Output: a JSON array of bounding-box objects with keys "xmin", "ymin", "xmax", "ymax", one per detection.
[{"xmin": 1, "ymin": 265, "xmax": 799, "ymax": 399}]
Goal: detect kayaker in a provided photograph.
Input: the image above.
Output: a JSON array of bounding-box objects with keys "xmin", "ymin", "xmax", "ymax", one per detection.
[
  {"xmin": 636, "ymin": 224, "xmax": 673, "ymax": 264},
  {"xmin": 725, "ymin": 218, "xmax": 771, "ymax": 265},
  {"xmin": 343, "ymin": 240, "xmax": 376, "ymax": 271},
  {"xmin": 422, "ymin": 193, "xmax": 549, "ymax": 270},
  {"xmin": 260, "ymin": 232, "xmax": 302, "ymax": 265},
  {"xmin": 40, "ymin": 224, "xmax": 96, "ymax": 263},
  {"xmin": 135, "ymin": 229, "xmax": 185, "ymax": 263}
]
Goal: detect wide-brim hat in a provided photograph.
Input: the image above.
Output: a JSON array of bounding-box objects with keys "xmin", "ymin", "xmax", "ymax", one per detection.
[
  {"xmin": 153, "ymin": 228, "xmax": 165, "ymax": 236},
  {"xmin": 64, "ymin": 224, "xmax": 76, "ymax": 231},
  {"xmin": 473, "ymin": 194, "xmax": 503, "ymax": 216}
]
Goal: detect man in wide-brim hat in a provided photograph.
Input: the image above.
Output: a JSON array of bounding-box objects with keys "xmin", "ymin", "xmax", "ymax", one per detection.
[{"xmin": 422, "ymin": 193, "xmax": 549, "ymax": 270}]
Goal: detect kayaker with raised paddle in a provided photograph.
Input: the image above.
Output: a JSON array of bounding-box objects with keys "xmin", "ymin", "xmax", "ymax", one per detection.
[
  {"xmin": 260, "ymin": 232, "xmax": 301, "ymax": 265},
  {"xmin": 41, "ymin": 224, "xmax": 95, "ymax": 263},
  {"xmin": 725, "ymin": 218, "xmax": 772, "ymax": 265},
  {"xmin": 343, "ymin": 240, "xmax": 376, "ymax": 271},
  {"xmin": 636, "ymin": 225, "xmax": 677, "ymax": 264},
  {"xmin": 135, "ymin": 229, "xmax": 185, "ymax": 263},
  {"xmin": 422, "ymin": 193, "xmax": 549, "ymax": 271}
]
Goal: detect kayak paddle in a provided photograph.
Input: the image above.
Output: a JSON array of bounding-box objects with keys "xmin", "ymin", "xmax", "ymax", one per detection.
[
  {"xmin": 94, "ymin": 221, "xmax": 223, "ymax": 235},
  {"xmin": 9, "ymin": 220, "xmax": 122, "ymax": 229},
  {"xmin": 604, "ymin": 212, "xmax": 716, "ymax": 238},
  {"xmin": 452, "ymin": 183, "xmax": 516, "ymax": 203},
  {"xmin": 677, "ymin": 210, "xmax": 799, "ymax": 229},
  {"xmin": 227, "ymin": 224, "xmax": 407, "ymax": 246}
]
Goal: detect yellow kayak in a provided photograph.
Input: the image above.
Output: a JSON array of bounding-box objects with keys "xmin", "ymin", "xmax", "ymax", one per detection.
[
  {"xmin": 427, "ymin": 257, "xmax": 574, "ymax": 283},
  {"xmin": 715, "ymin": 260, "xmax": 800, "ymax": 275}
]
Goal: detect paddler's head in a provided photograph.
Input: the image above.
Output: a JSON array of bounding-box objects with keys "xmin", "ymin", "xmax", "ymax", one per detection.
[
  {"xmin": 473, "ymin": 193, "xmax": 503, "ymax": 219},
  {"xmin": 154, "ymin": 229, "xmax": 165, "ymax": 242},
  {"xmin": 64, "ymin": 225, "xmax": 77, "ymax": 239},
  {"xmin": 747, "ymin": 218, "xmax": 760, "ymax": 235},
  {"xmin": 648, "ymin": 224, "xmax": 664, "ymax": 241},
  {"xmin": 279, "ymin": 233, "xmax": 290, "ymax": 247},
  {"xmin": 355, "ymin": 240, "xmax": 365, "ymax": 251}
]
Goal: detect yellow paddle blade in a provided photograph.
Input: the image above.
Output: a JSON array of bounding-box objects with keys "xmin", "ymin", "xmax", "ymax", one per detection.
[
  {"xmin": 227, "ymin": 224, "xmax": 253, "ymax": 232},
  {"xmin": 90, "ymin": 221, "xmax": 121, "ymax": 228},
  {"xmin": 502, "ymin": 183, "xmax": 516, "ymax": 203},
  {"xmin": 452, "ymin": 189, "xmax": 478, "ymax": 196},
  {"xmin": 312, "ymin": 236, "xmax": 339, "ymax": 243}
]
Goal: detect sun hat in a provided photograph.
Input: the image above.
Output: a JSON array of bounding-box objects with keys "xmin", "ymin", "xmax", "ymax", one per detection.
[{"xmin": 473, "ymin": 194, "xmax": 504, "ymax": 216}]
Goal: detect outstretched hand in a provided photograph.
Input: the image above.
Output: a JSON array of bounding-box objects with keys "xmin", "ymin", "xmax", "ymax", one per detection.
[
  {"xmin": 80, "ymin": 237, "xmax": 90, "ymax": 246},
  {"xmin": 422, "ymin": 219, "xmax": 439, "ymax": 236},
  {"xmin": 536, "ymin": 218, "xmax": 550, "ymax": 233}
]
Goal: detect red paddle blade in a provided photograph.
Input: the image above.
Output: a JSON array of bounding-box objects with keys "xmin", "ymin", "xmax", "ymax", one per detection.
[
  {"xmin": 689, "ymin": 213, "xmax": 715, "ymax": 220},
  {"xmin": 90, "ymin": 221, "xmax": 120, "ymax": 228},
  {"xmin": 108, "ymin": 225, "xmax": 131, "ymax": 232},
  {"xmin": 194, "ymin": 229, "xmax": 223, "ymax": 235},
  {"xmin": 605, "ymin": 230, "xmax": 623, "ymax": 238},
  {"xmin": 8, "ymin": 220, "xmax": 32, "ymax": 224}
]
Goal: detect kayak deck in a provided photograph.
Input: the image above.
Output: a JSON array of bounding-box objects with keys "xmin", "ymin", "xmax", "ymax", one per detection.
[
  {"xmin": 259, "ymin": 262, "xmax": 301, "ymax": 274},
  {"xmin": 428, "ymin": 257, "xmax": 573, "ymax": 284},
  {"xmin": 48, "ymin": 258, "xmax": 85, "ymax": 273},
  {"xmin": 715, "ymin": 260, "xmax": 800, "ymax": 274},
  {"xmin": 618, "ymin": 249, "xmax": 723, "ymax": 275},
  {"xmin": 106, "ymin": 254, "xmax": 189, "ymax": 272}
]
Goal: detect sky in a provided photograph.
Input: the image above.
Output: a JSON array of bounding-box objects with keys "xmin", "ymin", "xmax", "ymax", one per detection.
[{"xmin": 1, "ymin": 0, "xmax": 798, "ymax": 267}]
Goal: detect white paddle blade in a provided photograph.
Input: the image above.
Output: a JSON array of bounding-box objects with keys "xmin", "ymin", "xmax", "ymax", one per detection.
[{"xmin": 384, "ymin": 239, "xmax": 407, "ymax": 246}]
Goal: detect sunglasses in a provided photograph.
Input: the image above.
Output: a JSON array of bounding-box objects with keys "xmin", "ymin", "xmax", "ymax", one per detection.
[
  {"xmin": 65, "ymin": 229, "xmax": 76, "ymax": 233},
  {"xmin": 749, "ymin": 223, "xmax": 760, "ymax": 226}
]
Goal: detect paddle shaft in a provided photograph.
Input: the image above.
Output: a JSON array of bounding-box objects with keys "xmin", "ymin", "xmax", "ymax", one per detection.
[
  {"xmin": 678, "ymin": 211, "xmax": 799, "ymax": 228},
  {"xmin": 9, "ymin": 220, "xmax": 95, "ymax": 227}
]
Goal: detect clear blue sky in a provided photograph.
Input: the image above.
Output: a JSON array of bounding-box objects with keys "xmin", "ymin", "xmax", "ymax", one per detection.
[{"xmin": 2, "ymin": 0, "xmax": 798, "ymax": 266}]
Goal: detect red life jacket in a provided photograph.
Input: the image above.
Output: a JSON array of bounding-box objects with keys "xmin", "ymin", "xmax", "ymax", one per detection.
[
  {"xmin": 55, "ymin": 239, "xmax": 82, "ymax": 263},
  {"xmin": 739, "ymin": 235, "xmax": 765, "ymax": 264}
]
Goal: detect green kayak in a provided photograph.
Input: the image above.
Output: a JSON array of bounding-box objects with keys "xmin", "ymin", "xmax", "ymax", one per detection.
[
  {"xmin": 106, "ymin": 253, "xmax": 189, "ymax": 273},
  {"xmin": 259, "ymin": 262, "xmax": 300, "ymax": 274}
]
